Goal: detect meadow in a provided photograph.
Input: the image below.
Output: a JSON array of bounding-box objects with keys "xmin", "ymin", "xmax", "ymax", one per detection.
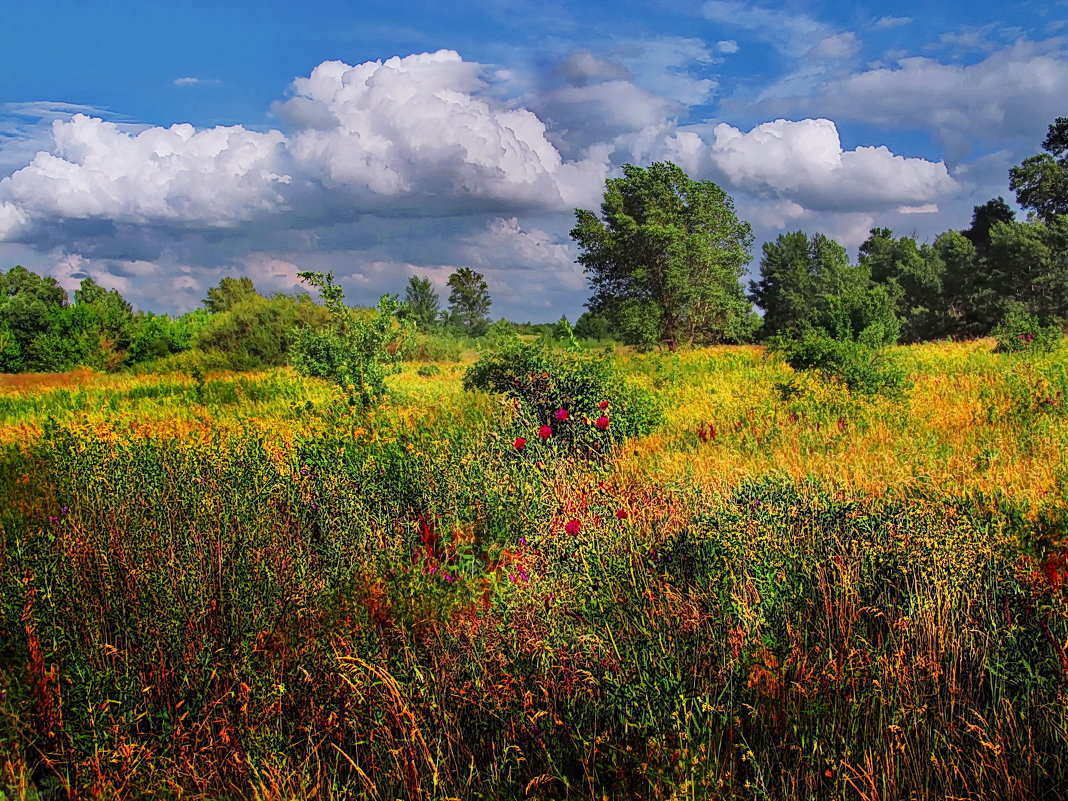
[{"xmin": 1, "ymin": 340, "xmax": 1067, "ymax": 800}]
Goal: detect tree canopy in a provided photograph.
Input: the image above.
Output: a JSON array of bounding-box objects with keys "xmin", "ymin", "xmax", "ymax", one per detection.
[
  {"xmin": 571, "ymin": 161, "xmax": 755, "ymax": 349},
  {"xmin": 446, "ymin": 268, "xmax": 491, "ymax": 337},
  {"xmin": 1010, "ymin": 117, "xmax": 1068, "ymax": 224}
]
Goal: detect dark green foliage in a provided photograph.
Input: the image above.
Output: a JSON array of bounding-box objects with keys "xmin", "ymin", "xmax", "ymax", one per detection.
[
  {"xmin": 991, "ymin": 301, "xmax": 1063, "ymax": 354},
  {"xmin": 445, "ymin": 268, "xmax": 491, "ymax": 337},
  {"xmin": 752, "ymin": 231, "xmax": 901, "ymax": 345},
  {"xmin": 399, "ymin": 275, "xmax": 442, "ymax": 331},
  {"xmin": 463, "ymin": 340, "xmax": 662, "ymax": 454},
  {"xmin": 573, "ymin": 311, "xmax": 612, "ymax": 341},
  {"xmin": 858, "ymin": 228, "xmax": 943, "ymax": 342},
  {"xmin": 988, "ymin": 216, "xmax": 1068, "ymax": 324},
  {"xmin": 963, "ymin": 196, "xmax": 1016, "ymax": 253},
  {"xmin": 290, "ymin": 271, "xmax": 404, "ymax": 406},
  {"xmin": 0, "ymin": 265, "xmax": 71, "ymax": 372},
  {"xmin": 1010, "ymin": 117, "xmax": 1068, "ymax": 223},
  {"xmin": 571, "ymin": 161, "xmax": 756, "ymax": 349}
]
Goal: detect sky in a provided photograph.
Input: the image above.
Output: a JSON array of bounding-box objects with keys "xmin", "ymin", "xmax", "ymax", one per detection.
[{"xmin": 0, "ymin": 0, "xmax": 1065, "ymax": 322}]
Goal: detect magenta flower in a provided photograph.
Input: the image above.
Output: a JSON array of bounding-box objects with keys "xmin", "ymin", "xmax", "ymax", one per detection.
[
  {"xmin": 594, "ymin": 415, "xmax": 610, "ymax": 430},
  {"xmin": 598, "ymin": 400, "xmax": 610, "ymax": 410},
  {"xmin": 564, "ymin": 519, "xmax": 581, "ymax": 535},
  {"xmin": 554, "ymin": 408, "xmax": 569, "ymax": 422},
  {"xmin": 514, "ymin": 436, "xmax": 526, "ymax": 450},
  {"xmin": 538, "ymin": 425, "xmax": 552, "ymax": 439}
]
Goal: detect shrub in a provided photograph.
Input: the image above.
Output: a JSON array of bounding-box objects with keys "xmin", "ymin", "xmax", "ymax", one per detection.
[
  {"xmin": 992, "ymin": 302, "xmax": 1062, "ymax": 354},
  {"xmin": 396, "ymin": 330, "xmax": 466, "ymax": 362},
  {"xmin": 290, "ymin": 272, "xmax": 405, "ymax": 407},
  {"xmin": 462, "ymin": 340, "xmax": 662, "ymax": 455},
  {"xmin": 416, "ymin": 364, "xmax": 442, "ymax": 378},
  {"xmin": 769, "ymin": 327, "xmax": 910, "ymax": 397}
]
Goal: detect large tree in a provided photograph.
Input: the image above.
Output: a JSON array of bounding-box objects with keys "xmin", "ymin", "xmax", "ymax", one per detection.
[
  {"xmin": 1010, "ymin": 117, "xmax": 1068, "ymax": 224},
  {"xmin": 446, "ymin": 268, "xmax": 491, "ymax": 337},
  {"xmin": 570, "ymin": 161, "xmax": 755, "ymax": 349}
]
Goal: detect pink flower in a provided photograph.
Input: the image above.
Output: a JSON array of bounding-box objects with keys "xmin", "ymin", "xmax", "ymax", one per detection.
[
  {"xmin": 598, "ymin": 400, "xmax": 610, "ymax": 410},
  {"xmin": 554, "ymin": 408, "xmax": 569, "ymax": 422},
  {"xmin": 564, "ymin": 519, "xmax": 581, "ymax": 535},
  {"xmin": 594, "ymin": 415, "xmax": 610, "ymax": 430},
  {"xmin": 538, "ymin": 425, "xmax": 552, "ymax": 439},
  {"xmin": 513, "ymin": 436, "xmax": 526, "ymax": 450}
]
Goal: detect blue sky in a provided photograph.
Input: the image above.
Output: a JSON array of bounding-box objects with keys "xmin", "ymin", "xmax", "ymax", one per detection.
[{"xmin": 1, "ymin": 0, "xmax": 1065, "ymax": 320}]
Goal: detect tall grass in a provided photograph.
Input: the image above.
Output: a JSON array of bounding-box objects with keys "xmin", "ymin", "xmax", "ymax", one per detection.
[{"xmin": 1, "ymin": 343, "xmax": 1066, "ymax": 799}]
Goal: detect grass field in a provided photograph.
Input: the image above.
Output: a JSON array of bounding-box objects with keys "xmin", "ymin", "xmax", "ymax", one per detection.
[{"xmin": 1, "ymin": 341, "xmax": 1067, "ymax": 800}]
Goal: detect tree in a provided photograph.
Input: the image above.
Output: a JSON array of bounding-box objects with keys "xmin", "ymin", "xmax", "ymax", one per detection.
[
  {"xmin": 446, "ymin": 268, "xmax": 491, "ymax": 337},
  {"xmin": 750, "ymin": 231, "xmax": 851, "ymax": 338},
  {"xmin": 204, "ymin": 277, "xmax": 259, "ymax": 313},
  {"xmin": 570, "ymin": 161, "xmax": 755, "ymax": 349},
  {"xmin": 1010, "ymin": 117, "xmax": 1068, "ymax": 223},
  {"xmin": 987, "ymin": 216, "xmax": 1068, "ymax": 323},
  {"xmin": 0, "ymin": 265, "xmax": 71, "ymax": 372},
  {"xmin": 859, "ymin": 228, "xmax": 944, "ymax": 342},
  {"xmin": 399, "ymin": 275, "xmax": 442, "ymax": 331},
  {"xmin": 963, "ymin": 197, "xmax": 1015, "ymax": 254}
]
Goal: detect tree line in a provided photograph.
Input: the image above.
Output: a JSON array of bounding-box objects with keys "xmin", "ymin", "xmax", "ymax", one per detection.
[{"xmin": 0, "ymin": 116, "xmax": 1064, "ymax": 374}]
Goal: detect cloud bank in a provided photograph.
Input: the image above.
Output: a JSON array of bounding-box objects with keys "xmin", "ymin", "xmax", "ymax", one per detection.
[{"xmin": 0, "ymin": 49, "xmax": 967, "ymax": 318}]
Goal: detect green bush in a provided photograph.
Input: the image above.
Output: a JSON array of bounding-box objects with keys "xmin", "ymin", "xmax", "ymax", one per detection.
[
  {"xmin": 992, "ymin": 302, "xmax": 1062, "ymax": 354},
  {"xmin": 396, "ymin": 330, "xmax": 466, "ymax": 362},
  {"xmin": 416, "ymin": 364, "xmax": 442, "ymax": 378},
  {"xmin": 462, "ymin": 340, "xmax": 662, "ymax": 456},
  {"xmin": 290, "ymin": 272, "xmax": 405, "ymax": 407},
  {"xmin": 770, "ymin": 327, "xmax": 910, "ymax": 397}
]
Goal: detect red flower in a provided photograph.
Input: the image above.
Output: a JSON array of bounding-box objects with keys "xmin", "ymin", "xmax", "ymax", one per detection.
[
  {"xmin": 598, "ymin": 400, "xmax": 610, "ymax": 410},
  {"xmin": 538, "ymin": 425, "xmax": 552, "ymax": 439},
  {"xmin": 564, "ymin": 519, "xmax": 581, "ymax": 535},
  {"xmin": 513, "ymin": 436, "xmax": 526, "ymax": 450},
  {"xmin": 594, "ymin": 415, "xmax": 610, "ymax": 430},
  {"xmin": 615, "ymin": 509, "xmax": 629, "ymax": 520},
  {"xmin": 554, "ymin": 408, "xmax": 569, "ymax": 422}
]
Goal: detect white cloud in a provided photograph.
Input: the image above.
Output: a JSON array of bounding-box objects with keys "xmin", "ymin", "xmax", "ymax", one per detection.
[
  {"xmin": 809, "ymin": 32, "xmax": 860, "ymax": 60},
  {"xmin": 702, "ymin": 1, "xmax": 834, "ymax": 57},
  {"xmin": 717, "ymin": 40, "xmax": 739, "ymax": 55},
  {"xmin": 765, "ymin": 39, "xmax": 1068, "ymax": 154},
  {"xmin": 871, "ymin": 16, "xmax": 912, "ymax": 30},
  {"xmin": 279, "ymin": 51, "xmax": 605, "ymax": 209},
  {"xmin": 708, "ymin": 118, "xmax": 956, "ymax": 212},
  {"xmin": 173, "ymin": 77, "xmax": 220, "ymax": 86},
  {"xmin": 1, "ymin": 115, "xmax": 290, "ymax": 227}
]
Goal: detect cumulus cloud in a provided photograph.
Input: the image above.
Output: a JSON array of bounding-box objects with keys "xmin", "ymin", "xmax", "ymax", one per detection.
[
  {"xmin": 708, "ymin": 118, "xmax": 956, "ymax": 212},
  {"xmin": 278, "ymin": 51, "xmax": 606, "ymax": 210},
  {"xmin": 1, "ymin": 115, "xmax": 290, "ymax": 228}
]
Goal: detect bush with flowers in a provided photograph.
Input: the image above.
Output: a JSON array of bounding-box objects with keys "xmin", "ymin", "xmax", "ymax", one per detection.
[
  {"xmin": 991, "ymin": 301, "xmax": 1062, "ymax": 354},
  {"xmin": 462, "ymin": 340, "xmax": 662, "ymax": 455}
]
